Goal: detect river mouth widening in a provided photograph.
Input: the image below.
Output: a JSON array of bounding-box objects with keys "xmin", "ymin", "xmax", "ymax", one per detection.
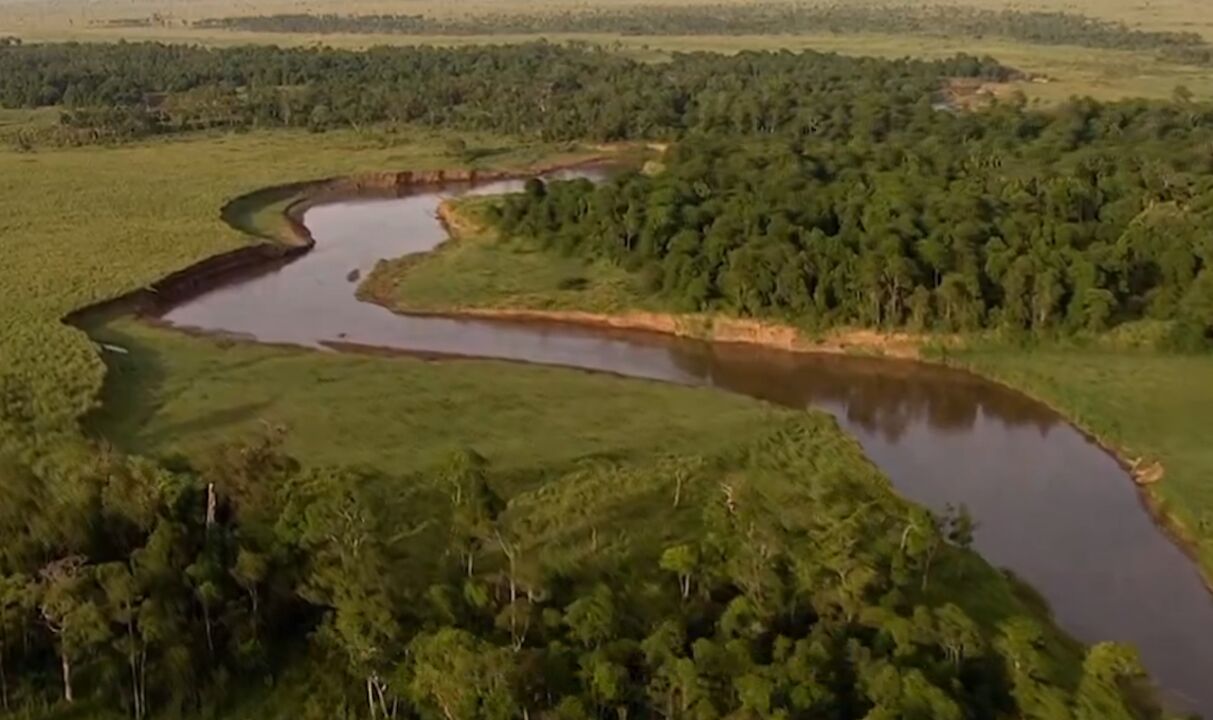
[{"xmin": 117, "ymin": 168, "xmax": 1213, "ymax": 715}]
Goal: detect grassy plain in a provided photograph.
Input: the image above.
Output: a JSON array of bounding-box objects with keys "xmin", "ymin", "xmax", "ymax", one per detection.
[
  {"xmin": 361, "ymin": 197, "xmax": 649, "ymax": 314},
  {"xmin": 77, "ymin": 329, "xmax": 1073, "ymax": 716},
  {"xmin": 1, "ymin": 0, "xmax": 1210, "ymax": 36},
  {"xmin": 0, "ymin": 126, "xmax": 592, "ymax": 432},
  {"xmin": 4, "ymin": 0, "xmax": 1213, "ymax": 103},
  {"xmin": 85, "ymin": 316, "xmax": 784, "ymax": 477}
]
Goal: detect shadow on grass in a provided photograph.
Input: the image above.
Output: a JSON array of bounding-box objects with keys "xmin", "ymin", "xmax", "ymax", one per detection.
[{"xmin": 79, "ymin": 319, "xmax": 272, "ymax": 456}]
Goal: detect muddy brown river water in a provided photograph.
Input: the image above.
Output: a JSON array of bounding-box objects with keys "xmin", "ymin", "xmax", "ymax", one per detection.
[{"xmin": 156, "ymin": 170, "xmax": 1213, "ymax": 715}]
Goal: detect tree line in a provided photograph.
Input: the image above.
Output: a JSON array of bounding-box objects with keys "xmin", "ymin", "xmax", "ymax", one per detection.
[
  {"xmin": 0, "ymin": 413, "xmax": 1170, "ymax": 720},
  {"xmin": 0, "ymin": 42, "xmax": 1010, "ymax": 145},
  {"xmin": 496, "ymin": 112, "xmax": 1213, "ymax": 346},
  {"xmin": 190, "ymin": 3, "xmax": 1212, "ymax": 61},
  {"xmin": 3, "ymin": 39, "xmax": 1209, "ymax": 344}
]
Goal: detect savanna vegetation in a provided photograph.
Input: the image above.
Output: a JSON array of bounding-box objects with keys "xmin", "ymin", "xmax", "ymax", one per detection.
[
  {"xmin": 192, "ymin": 3, "xmax": 1213, "ymax": 64},
  {"xmin": 0, "ymin": 20, "xmax": 1207, "ymax": 720},
  {"xmin": 83, "ymin": 317, "xmax": 780, "ymax": 475},
  {"xmin": 358, "ymin": 195, "xmax": 646, "ymax": 315},
  {"xmin": 7, "ymin": 0, "xmax": 1213, "ymax": 105},
  {"xmin": 0, "ymin": 41, "xmax": 1011, "ymax": 146},
  {"xmin": 0, "ymin": 124, "xmax": 597, "ymax": 437}
]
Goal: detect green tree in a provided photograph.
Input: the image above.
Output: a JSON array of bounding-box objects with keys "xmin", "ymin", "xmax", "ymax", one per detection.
[
  {"xmin": 39, "ymin": 556, "xmax": 111, "ymax": 704},
  {"xmin": 563, "ymin": 585, "xmax": 616, "ymax": 649},
  {"xmin": 933, "ymin": 604, "xmax": 984, "ymax": 669},
  {"xmin": 442, "ymin": 450, "xmax": 503, "ymax": 578},
  {"xmin": 0, "ymin": 573, "xmax": 34, "ymax": 712},
  {"xmin": 659, "ymin": 544, "xmax": 700, "ymax": 599},
  {"xmin": 407, "ymin": 628, "xmax": 520, "ymax": 720},
  {"xmin": 284, "ymin": 467, "xmax": 403, "ymax": 718}
]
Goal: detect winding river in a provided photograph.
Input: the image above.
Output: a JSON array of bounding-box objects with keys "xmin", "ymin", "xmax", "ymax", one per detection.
[{"xmin": 153, "ymin": 169, "xmax": 1213, "ymax": 715}]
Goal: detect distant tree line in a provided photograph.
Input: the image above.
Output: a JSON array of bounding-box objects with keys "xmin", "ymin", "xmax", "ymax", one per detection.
[
  {"xmin": 0, "ymin": 418, "xmax": 1167, "ymax": 720},
  {"xmin": 497, "ymin": 116, "xmax": 1213, "ymax": 347},
  {"xmin": 92, "ymin": 17, "xmax": 162, "ymax": 29},
  {"xmin": 0, "ymin": 41, "xmax": 1010, "ymax": 145},
  {"xmin": 190, "ymin": 3, "xmax": 1213, "ymax": 61}
]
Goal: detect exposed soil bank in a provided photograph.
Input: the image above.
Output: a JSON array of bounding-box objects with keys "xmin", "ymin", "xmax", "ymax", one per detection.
[
  {"xmin": 66, "ymin": 159, "xmax": 611, "ymax": 326},
  {"xmin": 389, "ymin": 306, "xmax": 925, "ymax": 359},
  {"xmin": 63, "ymin": 240, "xmax": 311, "ymax": 325}
]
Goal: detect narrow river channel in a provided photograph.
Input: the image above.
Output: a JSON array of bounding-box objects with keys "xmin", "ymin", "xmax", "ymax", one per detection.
[{"xmin": 156, "ymin": 170, "xmax": 1213, "ymax": 716}]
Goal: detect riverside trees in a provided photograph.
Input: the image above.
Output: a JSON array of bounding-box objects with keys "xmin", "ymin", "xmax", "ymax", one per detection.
[
  {"xmin": 496, "ymin": 125, "xmax": 1213, "ymax": 346},
  {"xmin": 191, "ymin": 3, "xmax": 1213, "ymax": 61},
  {"xmin": 0, "ymin": 418, "xmax": 1170, "ymax": 720}
]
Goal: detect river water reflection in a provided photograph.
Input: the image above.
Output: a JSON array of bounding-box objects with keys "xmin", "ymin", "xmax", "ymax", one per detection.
[{"xmin": 159, "ymin": 171, "xmax": 1213, "ymax": 716}]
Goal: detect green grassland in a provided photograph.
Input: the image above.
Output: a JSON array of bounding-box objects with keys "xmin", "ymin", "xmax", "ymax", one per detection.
[
  {"xmin": 85, "ymin": 316, "xmax": 783, "ymax": 478},
  {"xmin": 80, "ymin": 312, "xmax": 793, "ymax": 592},
  {"xmin": 0, "ymin": 127, "xmax": 594, "ymax": 433},
  {"xmin": 5, "ymin": 0, "xmax": 1213, "ymax": 103},
  {"xmin": 79, "ymin": 351, "xmax": 1081, "ymax": 716},
  {"xmin": 361, "ymin": 197, "xmax": 650, "ymax": 314},
  {"xmin": 3, "ymin": 0, "xmax": 1210, "ymax": 37},
  {"xmin": 77, "ymin": 319, "xmax": 1087, "ymax": 718}
]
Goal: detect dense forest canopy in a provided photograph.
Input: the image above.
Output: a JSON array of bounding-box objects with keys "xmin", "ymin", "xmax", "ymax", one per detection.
[
  {"xmin": 189, "ymin": 3, "xmax": 1213, "ymax": 63},
  {"xmin": 0, "ymin": 41, "xmax": 1010, "ymax": 145},
  {"xmin": 0, "ymin": 416, "xmax": 1168, "ymax": 720},
  {"xmin": 495, "ymin": 120, "xmax": 1213, "ymax": 345}
]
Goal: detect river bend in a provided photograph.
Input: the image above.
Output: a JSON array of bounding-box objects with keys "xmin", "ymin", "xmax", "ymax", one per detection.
[{"xmin": 155, "ymin": 170, "xmax": 1213, "ymax": 715}]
